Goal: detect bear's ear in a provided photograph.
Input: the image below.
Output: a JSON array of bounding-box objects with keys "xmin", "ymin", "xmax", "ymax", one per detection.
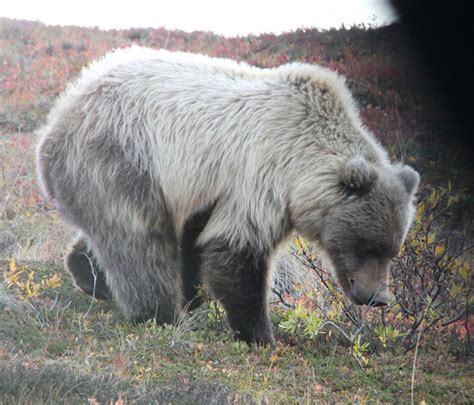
[
  {"xmin": 340, "ymin": 156, "xmax": 378, "ymax": 196},
  {"xmin": 398, "ymin": 165, "xmax": 420, "ymax": 195}
]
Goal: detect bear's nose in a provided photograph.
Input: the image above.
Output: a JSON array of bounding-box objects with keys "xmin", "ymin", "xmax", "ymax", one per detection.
[{"xmin": 368, "ymin": 295, "xmax": 388, "ymax": 307}]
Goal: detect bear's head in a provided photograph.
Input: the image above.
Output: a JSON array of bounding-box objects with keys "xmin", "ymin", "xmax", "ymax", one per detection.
[{"xmin": 316, "ymin": 156, "xmax": 420, "ymax": 306}]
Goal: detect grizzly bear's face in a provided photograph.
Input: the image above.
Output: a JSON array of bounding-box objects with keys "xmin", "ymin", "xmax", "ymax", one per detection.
[{"xmin": 319, "ymin": 157, "xmax": 420, "ymax": 306}]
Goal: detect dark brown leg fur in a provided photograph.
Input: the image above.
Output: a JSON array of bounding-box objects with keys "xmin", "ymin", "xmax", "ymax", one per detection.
[
  {"xmin": 65, "ymin": 237, "xmax": 111, "ymax": 300},
  {"xmin": 200, "ymin": 239, "xmax": 274, "ymax": 346},
  {"xmin": 181, "ymin": 206, "xmax": 215, "ymax": 311}
]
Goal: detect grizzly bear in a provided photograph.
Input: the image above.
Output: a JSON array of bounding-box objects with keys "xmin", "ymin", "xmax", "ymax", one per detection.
[{"xmin": 36, "ymin": 47, "xmax": 420, "ymax": 345}]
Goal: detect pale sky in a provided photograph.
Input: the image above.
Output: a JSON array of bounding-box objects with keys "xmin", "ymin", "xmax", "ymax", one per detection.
[{"xmin": 1, "ymin": 0, "xmax": 397, "ymax": 36}]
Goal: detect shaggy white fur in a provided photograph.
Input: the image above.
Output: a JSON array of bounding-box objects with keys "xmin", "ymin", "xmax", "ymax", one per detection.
[{"xmin": 38, "ymin": 46, "xmax": 391, "ymax": 250}]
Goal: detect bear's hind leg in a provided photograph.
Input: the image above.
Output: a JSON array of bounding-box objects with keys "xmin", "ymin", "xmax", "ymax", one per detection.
[
  {"xmin": 200, "ymin": 240, "xmax": 274, "ymax": 345},
  {"xmin": 94, "ymin": 231, "xmax": 185, "ymax": 325},
  {"xmin": 65, "ymin": 235, "xmax": 111, "ymax": 300}
]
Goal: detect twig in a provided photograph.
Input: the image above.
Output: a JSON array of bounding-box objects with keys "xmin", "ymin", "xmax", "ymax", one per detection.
[
  {"xmin": 81, "ymin": 252, "xmax": 98, "ymax": 318},
  {"xmin": 271, "ymin": 287, "xmax": 295, "ymax": 309},
  {"xmin": 319, "ymin": 320, "xmax": 365, "ymax": 370},
  {"xmin": 0, "ymin": 152, "xmax": 28, "ymax": 218},
  {"xmin": 411, "ymin": 305, "xmax": 429, "ymax": 405}
]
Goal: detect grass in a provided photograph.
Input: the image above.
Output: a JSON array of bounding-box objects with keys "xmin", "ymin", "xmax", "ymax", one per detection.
[{"xmin": 0, "ymin": 260, "xmax": 472, "ymax": 404}]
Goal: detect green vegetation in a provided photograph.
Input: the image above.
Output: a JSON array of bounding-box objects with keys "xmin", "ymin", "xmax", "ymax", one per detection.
[{"xmin": 1, "ymin": 260, "xmax": 472, "ymax": 403}]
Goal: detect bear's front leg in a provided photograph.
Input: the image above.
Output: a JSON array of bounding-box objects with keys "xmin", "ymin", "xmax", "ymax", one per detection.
[{"xmin": 200, "ymin": 239, "xmax": 274, "ymax": 346}]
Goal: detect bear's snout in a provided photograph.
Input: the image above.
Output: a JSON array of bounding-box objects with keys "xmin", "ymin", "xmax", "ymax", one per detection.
[
  {"xmin": 345, "ymin": 258, "xmax": 392, "ymax": 307},
  {"xmin": 348, "ymin": 285, "xmax": 390, "ymax": 307}
]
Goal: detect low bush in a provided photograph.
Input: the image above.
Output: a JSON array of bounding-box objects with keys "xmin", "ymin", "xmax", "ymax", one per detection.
[{"xmin": 272, "ymin": 184, "xmax": 473, "ymax": 360}]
